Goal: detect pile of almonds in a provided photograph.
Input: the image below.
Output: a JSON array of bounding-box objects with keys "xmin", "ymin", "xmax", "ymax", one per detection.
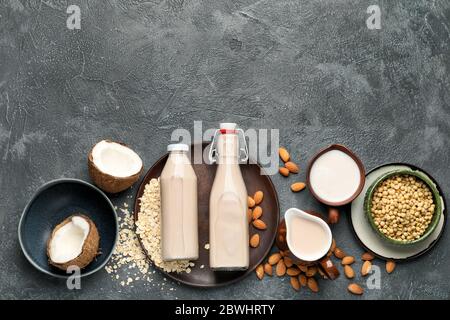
[
  {"xmin": 248, "ymin": 190, "xmax": 266, "ymax": 248},
  {"xmin": 256, "ymin": 250, "xmax": 320, "ymax": 293},
  {"xmin": 278, "ymin": 147, "xmax": 306, "ymax": 193},
  {"xmin": 256, "ymin": 240, "xmax": 398, "ymax": 296},
  {"xmin": 255, "ymin": 239, "xmax": 339, "ymax": 293},
  {"xmin": 333, "ymin": 247, "xmax": 397, "ymax": 295}
]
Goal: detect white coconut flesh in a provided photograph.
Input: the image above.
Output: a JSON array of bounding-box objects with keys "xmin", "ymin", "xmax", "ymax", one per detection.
[
  {"xmin": 92, "ymin": 140, "xmax": 142, "ymax": 178},
  {"xmin": 49, "ymin": 216, "xmax": 90, "ymax": 264}
]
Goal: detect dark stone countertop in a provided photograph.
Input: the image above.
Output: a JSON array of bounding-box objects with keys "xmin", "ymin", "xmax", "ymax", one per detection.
[{"xmin": 0, "ymin": 0, "xmax": 449, "ymax": 299}]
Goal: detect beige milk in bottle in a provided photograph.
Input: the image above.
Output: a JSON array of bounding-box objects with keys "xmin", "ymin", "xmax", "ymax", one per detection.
[
  {"xmin": 209, "ymin": 123, "xmax": 249, "ymax": 270},
  {"xmin": 160, "ymin": 144, "xmax": 199, "ymax": 261}
]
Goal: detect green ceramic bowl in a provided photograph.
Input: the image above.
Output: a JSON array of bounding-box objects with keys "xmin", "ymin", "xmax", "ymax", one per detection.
[{"xmin": 364, "ymin": 169, "xmax": 442, "ymax": 246}]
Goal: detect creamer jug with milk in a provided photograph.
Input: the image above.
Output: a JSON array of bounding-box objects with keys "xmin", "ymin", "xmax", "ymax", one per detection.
[
  {"xmin": 208, "ymin": 123, "xmax": 249, "ymax": 270},
  {"xmin": 160, "ymin": 144, "xmax": 199, "ymax": 261}
]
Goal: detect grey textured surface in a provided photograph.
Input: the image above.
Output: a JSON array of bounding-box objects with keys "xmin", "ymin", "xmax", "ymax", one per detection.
[{"xmin": 0, "ymin": 0, "xmax": 449, "ymax": 300}]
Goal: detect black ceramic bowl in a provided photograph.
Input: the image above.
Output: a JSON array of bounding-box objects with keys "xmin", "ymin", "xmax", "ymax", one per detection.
[{"xmin": 18, "ymin": 179, "xmax": 118, "ymax": 278}]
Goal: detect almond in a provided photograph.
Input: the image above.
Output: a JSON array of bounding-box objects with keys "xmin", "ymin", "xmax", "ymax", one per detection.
[
  {"xmin": 348, "ymin": 283, "xmax": 363, "ymax": 295},
  {"xmin": 286, "ymin": 267, "xmax": 301, "ymax": 276},
  {"xmin": 268, "ymin": 253, "xmax": 282, "ymax": 265},
  {"xmin": 249, "ymin": 234, "xmax": 260, "ymax": 248},
  {"xmin": 386, "ymin": 260, "xmax": 396, "ymax": 274},
  {"xmin": 285, "ymin": 161, "xmax": 299, "ymax": 173},
  {"xmin": 247, "ymin": 208, "xmax": 252, "ymax": 223},
  {"xmin": 307, "ymin": 277, "xmax": 319, "ymax": 293},
  {"xmin": 283, "ymin": 256, "xmax": 293, "ymax": 268},
  {"xmin": 328, "ymin": 207, "xmax": 340, "ymax": 224},
  {"xmin": 247, "ymin": 196, "xmax": 255, "ymax": 208},
  {"xmin": 253, "ymin": 191, "xmax": 264, "ymax": 205},
  {"xmin": 361, "ymin": 260, "xmax": 372, "ymax": 276},
  {"xmin": 330, "ymin": 238, "xmax": 336, "ymax": 253},
  {"xmin": 290, "ymin": 276, "xmax": 300, "ymax": 291},
  {"xmin": 264, "ymin": 263, "xmax": 273, "ymax": 276},
  {"xmin": 362, "ymin": 252, "xmax": 375, "ymax": 261},
  {"xmin": 252, "ymin": 219, "xmax": 267, "ymax": 230},
  {"xmin": 344, "ymin": 265, "xmax": 355, "ymax": 279},
  {"xmin": 290, "ymin": 182, "xmax": 306, "ymax": 192},
  {"xmin": 279, "ymin": 147, "xmax": 290, "ymax": 162},
  {"xmin": 298, "ymin": 274, "xmax": 307, "ymax": 287},
  {"xmin": 256, "ymin": 264, "xmax": 264, "ymax": 280},
  {"xmin": 318, "ymin": 268, "xmax": 328, "ymax": 279},
  {"xmin": 341, "ymin": 256, "xmax": 355, "ymax": 265},
  {"xmin": 333, "ymin": 247, "xmax": 346, "ymax": 259},
  {"xmin": 297, "ymin": 264, "xmax": 308, "ymax": 273},
  {"xmin": 252, "ymin": 206, "xmax": 263, "ymax": 220},
  {"xmin": 276, "ymin": 259, "xmax": 286, "ymax": 277},
  {"xmin": 306, "ymin": 266, "xmax": 318, "ymax": 277},
  {"xmin": 279, "ymin": 167, "xmax": 290, "ymax": 177}
]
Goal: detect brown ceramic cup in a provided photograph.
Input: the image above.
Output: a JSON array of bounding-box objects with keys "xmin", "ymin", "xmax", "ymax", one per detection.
[
  {"xmin": 276, "ymin": 208, "xmax": 340, "ymax": 280},
  {"xmin": 306, "ymin": 144, "xmax": 366, "ymax": 207}
]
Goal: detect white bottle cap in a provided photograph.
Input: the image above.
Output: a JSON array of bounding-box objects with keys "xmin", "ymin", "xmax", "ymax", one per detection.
[
  {"xmin": 220, "ymin": 123, "xmax": 237, "ymax": 130},
  {"xmin": 167, "ymin": 144, "xmax": 189, "ymax": 152}
]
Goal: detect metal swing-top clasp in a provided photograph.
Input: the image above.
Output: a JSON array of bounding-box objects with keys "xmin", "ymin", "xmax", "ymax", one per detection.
[{"xmin": 208, "ymin": 123, "xmax": 249, "ymax": 164}]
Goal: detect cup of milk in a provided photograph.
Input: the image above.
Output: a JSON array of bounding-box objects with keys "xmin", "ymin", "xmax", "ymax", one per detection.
[{"xmin": 306, "ymin": 144, "xmax": 365, "ymax": 206}]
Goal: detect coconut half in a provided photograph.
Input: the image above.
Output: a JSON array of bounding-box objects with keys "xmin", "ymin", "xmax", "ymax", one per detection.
[
  {"xmin": 88, "ymin": 140, "xmax": 143, "ymax": 193},
  {"xmin": 47, "ymin": 215, "xmax": 100, "ymax": 271}
]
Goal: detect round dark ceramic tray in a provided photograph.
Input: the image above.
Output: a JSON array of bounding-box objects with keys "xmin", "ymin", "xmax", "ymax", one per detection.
[{"xmin": 134, "ymin": 143, "xmax": 280, "ymax": 287}]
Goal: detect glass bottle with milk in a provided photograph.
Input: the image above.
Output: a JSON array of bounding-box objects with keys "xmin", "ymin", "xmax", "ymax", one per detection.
[
  {"xmin": 160, "ymin": 144, "xmax": 199, "ymax": 261},
  {"xmin": 208, "ymin": 123, "xmax": 249, "ymax": 270}
]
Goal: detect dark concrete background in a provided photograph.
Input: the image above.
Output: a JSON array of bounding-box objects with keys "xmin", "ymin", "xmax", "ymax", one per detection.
[{"xmin": 0, "ymin": 0, "xmax": 449, "ymax": 300}]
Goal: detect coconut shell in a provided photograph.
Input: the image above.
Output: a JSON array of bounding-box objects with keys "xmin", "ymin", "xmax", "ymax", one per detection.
[
  {"xmin": 88, "ymin": 140, "xmax": 143, "ymax": 193},
  {"xmin": 47, "ymin": 214, "xmax": 100, "ymax": 271}
]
